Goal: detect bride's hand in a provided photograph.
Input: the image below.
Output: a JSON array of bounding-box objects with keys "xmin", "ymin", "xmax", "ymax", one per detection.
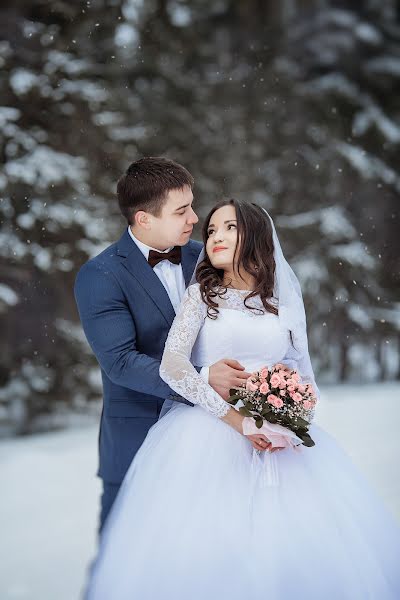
[
  {"xmin": 243, "ymin": 417, "xmax": 297, "ymax": 452},
  {"xmin": 246, "ymin": 434, "xmax": 285, "ymax": 452},
  {"xmin": 221, "ymin": 408, "xmax": 273, "ymax": 451},
  {"xmin": 247, "ymin": 433, "xmax": 273, "ymax": 452}
]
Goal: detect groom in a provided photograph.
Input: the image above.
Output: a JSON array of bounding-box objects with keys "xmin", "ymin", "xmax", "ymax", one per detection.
[{"xmin": 74, "ymin": 157, "xmax": 251, "ymax": 531}]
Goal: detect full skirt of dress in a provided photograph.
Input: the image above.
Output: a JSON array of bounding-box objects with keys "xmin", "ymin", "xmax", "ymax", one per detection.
[{"xmin": 85, "ymin": 404, "xmax": 400, "ymax": 600}]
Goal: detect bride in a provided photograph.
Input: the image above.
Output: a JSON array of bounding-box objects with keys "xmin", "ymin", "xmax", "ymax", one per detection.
[{"xmin": 85, "ymin": 199, "xmax": 400, "ymax": 599}]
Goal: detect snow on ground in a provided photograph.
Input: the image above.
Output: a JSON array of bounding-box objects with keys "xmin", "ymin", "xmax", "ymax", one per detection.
[{"xmin": 0, "ymin": 383, "xmax": 399, "ymax": 600}]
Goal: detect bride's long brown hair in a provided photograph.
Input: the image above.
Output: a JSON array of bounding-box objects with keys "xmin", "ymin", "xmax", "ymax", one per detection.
[{"xmin": 196, "ymin": 199, "xmax": 278, "ymax": 319}]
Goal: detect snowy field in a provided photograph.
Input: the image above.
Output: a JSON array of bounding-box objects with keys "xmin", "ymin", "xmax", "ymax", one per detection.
[{"xmin": 1, "ymin": 383, "xmax": 399, "ymax": 600}]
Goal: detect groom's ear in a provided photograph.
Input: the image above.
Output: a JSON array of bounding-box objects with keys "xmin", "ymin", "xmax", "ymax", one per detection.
[{"xmin": 135, "ymin": 210, "xmax": 152, "ymax": 230}]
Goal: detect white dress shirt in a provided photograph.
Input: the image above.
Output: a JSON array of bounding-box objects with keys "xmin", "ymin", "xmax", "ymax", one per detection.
[
  {"xmin": 128, "ymin": 227, "xmax": 186, "ymax": 313},
  {"xmin": 127, "ymin": 227, "xmax": 209, "ymax": 383}
]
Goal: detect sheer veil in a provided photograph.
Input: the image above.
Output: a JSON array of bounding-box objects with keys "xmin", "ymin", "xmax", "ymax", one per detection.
[{"xmin": 189, "ymin": 208, "xmax": 320, "ymax": 400}]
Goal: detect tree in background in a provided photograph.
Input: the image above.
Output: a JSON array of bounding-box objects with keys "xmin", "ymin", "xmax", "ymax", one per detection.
[
  {"xmin": 1, "ymin": 0, "xmax": 399, "ymax": 433},
  {"xmin": 0, "ymin": 0, "xmax": 123, "ymax": 431}
]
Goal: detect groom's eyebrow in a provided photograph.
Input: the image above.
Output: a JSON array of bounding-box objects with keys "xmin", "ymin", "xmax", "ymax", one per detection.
[{"xmin": 174, "ymin": 200, "xmax": 194, "ymax": 212}]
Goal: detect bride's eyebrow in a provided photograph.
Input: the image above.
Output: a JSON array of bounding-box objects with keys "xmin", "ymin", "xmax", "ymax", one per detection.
[{"xmin": 208, "ymin": 219, "xmax": 237, "ymax": 228}]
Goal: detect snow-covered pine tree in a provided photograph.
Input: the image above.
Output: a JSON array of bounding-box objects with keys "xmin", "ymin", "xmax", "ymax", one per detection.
[
  {"xmin": 0, "ymin": 0, "xmax": 125, "ymax": 432},
  {"xmin": 2, "ymin": 0, "xmax": 399, "ymax": 432},
  {"xmin": 279, "ymin": 2, "xmax": 400, "ymax": 380},
  {"xmin": 277, "ymin": 206, "xmax": 384, "ymax": 381}
]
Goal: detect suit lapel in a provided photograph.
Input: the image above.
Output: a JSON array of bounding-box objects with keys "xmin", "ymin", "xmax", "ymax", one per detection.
[
  {"xmin": 117, "ymin": 231, "xmax": 176, "ymax": 327},
  {"xmin": 117, "ymin": 230, "xmax": 203, "ymax": 325}
]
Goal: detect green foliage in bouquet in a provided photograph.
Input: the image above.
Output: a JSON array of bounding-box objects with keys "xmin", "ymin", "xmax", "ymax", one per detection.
[{"xmin": 227, "ymin": 365, "xmax": 317, "ymax": 447}]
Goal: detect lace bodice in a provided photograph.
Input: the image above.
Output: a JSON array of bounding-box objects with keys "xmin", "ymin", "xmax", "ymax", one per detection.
[{"xmin": 160, "ymin": 283, "xmax": 292, "ymax": 418}]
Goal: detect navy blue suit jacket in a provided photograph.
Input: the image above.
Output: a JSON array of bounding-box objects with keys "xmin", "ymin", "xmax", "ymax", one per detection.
[{"xmin": 74, "ymin": 229, "xmax": 203, "ymax": 483}]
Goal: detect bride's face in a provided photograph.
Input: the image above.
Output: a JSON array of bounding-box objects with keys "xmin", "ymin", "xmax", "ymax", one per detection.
[{"xmin": 206, "ymin": 204, "xmax": 240, "ymax": 271}]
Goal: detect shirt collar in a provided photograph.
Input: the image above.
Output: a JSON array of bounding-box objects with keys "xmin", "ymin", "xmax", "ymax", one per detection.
[{"xmin": 127, "ymin": 226, "xmax": 173, "ymax": 260}]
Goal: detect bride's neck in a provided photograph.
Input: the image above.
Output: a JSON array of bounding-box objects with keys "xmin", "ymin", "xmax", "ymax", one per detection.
[{"xmin": 222, "ymin": 269, "xmax": 256, "ymax": 291}]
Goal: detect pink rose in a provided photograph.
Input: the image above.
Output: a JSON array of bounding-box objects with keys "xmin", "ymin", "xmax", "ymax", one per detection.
[
  {"xmin": 292, "ymin": 392, "xmax": 302, "ymax": 403},
  {"xmin": 267, "ymin": 393, "xmax": 279, "ymax": 405},
  {"xmin": 291, "ymin": 372, "xmax": 300, "ymax": 383},
  {"xmin": 246, "ymin": 379, "xmax": 259, "ymax": 392},
  {"xmin": 303, "ymin": 400, "xmax": 313, "ymax": 410},
  {"xmin": 259, "ymin": 382, "xmax": 270, "ymax": 394},
  {"xmin": 298, "ymin": 384, "xmax": 306, "ymax": 394},
  {"xmin": 287, "ymin": 378, "xmax": 298, "ymax": 387},
  {"xmin": 274, "ymin": 397, "xmax": 284, "ymax": 409},
  {"xmin": 274, "ymin": 363, "xmax": 285, "ymax": 370},
  {"xmin": 260, "ymin": 368, "xmax": 269, "ymax": 379},
  {"xmin": 288, "ymin": 385, "xmax": 296, "ymax": 393},
  {"xmin": 270, "ymin": 373, "xmax": 281, "ymax": 388}
]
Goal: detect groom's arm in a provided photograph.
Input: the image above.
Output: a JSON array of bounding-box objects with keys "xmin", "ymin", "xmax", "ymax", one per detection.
[{"xmin": 74, "ymin": 260, "xmax": 189, "ymax": 401}]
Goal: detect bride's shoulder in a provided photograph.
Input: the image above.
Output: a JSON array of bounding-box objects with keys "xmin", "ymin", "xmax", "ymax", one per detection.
[
  {"xmin": 185, "ymin": 282, "xmax": 202, "ymax": 301},
  {"xmin": 181, "ymin": 284, "xmax": 208, "ymax": 318},
  {"xmin": 186, "ymin": 282, "xmax": 200, "ymax": 292}
]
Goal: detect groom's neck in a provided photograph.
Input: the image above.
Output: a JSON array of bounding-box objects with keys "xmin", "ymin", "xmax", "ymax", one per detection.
[{"xmin": 129, "ymin": 225, "xmax": 170, "ymax": 252}]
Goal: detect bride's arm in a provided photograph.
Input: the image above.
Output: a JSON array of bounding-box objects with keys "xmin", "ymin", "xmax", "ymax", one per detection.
[{"xmin": 159, "ymin": 284, "xmax": 244, "ymax": 432}]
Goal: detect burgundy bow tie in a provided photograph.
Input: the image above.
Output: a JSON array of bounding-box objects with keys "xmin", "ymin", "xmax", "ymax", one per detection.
[{"xmin": 148, "ymin": 246, "xmax": 181, "ymax": 268}]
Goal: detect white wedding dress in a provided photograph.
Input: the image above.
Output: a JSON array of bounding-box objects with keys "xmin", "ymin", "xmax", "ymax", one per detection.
[{"xmin": 86, "ymin": 284, "xmax": 400, "ymax": 600}]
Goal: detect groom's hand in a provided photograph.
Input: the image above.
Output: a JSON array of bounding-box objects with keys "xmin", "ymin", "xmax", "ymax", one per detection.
[{"xmin": 209, "ymin": 359, "xmax": 251, "ymax": 400}]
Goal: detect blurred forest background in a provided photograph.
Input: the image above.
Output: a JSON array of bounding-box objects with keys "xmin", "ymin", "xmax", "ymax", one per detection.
[{"xmin": 0, "ymin": 0, "xmax": 399, "ymax": 435}]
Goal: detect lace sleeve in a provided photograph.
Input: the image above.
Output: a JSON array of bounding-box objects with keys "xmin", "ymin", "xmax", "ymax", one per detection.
[{"xmin": 160, "ymin": 284, "xmax": 229, "ymax": 418}]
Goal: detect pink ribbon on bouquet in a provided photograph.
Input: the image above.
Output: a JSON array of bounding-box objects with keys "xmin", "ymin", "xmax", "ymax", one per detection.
[{"xmin": 243, "ymin": 418, "xmax": 303, "ymax": 487}]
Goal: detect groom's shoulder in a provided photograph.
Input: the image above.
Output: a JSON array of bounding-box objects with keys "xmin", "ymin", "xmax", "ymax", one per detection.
[
  {"xmin": 76, "ymin": 241, "xmax": 118, "ymax": 274},
  {"xmin": 74, "ymin": 234, "xmax": 126, "ymax": 293}
]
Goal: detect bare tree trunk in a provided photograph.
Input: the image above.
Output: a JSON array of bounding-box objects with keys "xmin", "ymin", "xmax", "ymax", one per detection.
[
  {"xmin": 339, "ymin": 339, "xmax": 348, "ymax": 381},
  {"xmin": 379, "ymin": 339, "xmax": 386, "ymax": 381}
]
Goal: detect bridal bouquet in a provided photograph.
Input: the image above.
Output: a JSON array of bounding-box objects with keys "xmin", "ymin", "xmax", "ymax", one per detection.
[{"xmin": 228, "ymin": 364, "xmax": 317, "ymax": 447}]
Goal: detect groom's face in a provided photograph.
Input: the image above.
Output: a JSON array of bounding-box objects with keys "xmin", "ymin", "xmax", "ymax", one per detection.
[{"xmin": 152, "ymin": 186, "xmax": 198, "ymax": 248}]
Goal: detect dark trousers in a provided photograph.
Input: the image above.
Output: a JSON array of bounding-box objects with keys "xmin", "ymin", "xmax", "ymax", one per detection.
[
  {"xmin": 99, "ymin": 480, "xmax": 121, "ymax": 534},
  {"xmin": 82, "ymin": 482, "xmax": 122, "ymax": 599}
]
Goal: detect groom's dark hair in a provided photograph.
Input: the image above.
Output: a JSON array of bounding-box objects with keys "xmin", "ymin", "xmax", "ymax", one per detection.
[{"xmin": 117, "ymin": 157, "xmax": 194, "ymax": 224}]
